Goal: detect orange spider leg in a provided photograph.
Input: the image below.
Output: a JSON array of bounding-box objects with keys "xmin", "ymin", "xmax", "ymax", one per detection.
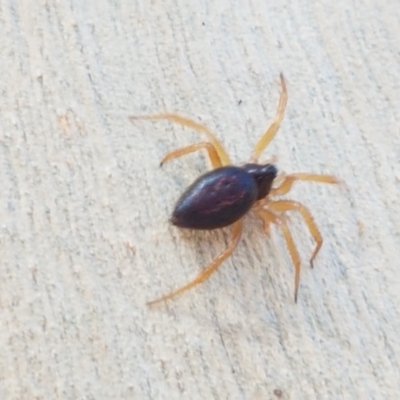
[
  {"xmin": 147, "ymin": 220, "xmax": 243, "ymax": 306},
  {"xmin": 268, "ymin": 200, "xmax": 322, "ymax": 267},
  {"xmin": 160, "ymin": 142, "xmax": 223, "ymax": 169},
  {"xmin": 270, "ymin": 173, "xmax": 339, "ymax": 196},
  {"xmin": 252, "ymin": 74, "xmax": 288, "ymax": 162},
  {"xmin": 256, "ymin": 209, "xmax": 302, "ymax": 302},
  {"xmin": 130, "ymin": 113, "xmax": 231, "ymax": 166}
]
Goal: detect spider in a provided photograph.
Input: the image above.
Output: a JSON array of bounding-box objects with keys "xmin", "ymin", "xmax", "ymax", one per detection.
[{"xmin": 130, "ymin": 74, "xmax": 339, "ymax": 306}]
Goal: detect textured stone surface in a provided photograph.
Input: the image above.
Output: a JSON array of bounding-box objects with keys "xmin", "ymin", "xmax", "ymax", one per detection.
[{"xmin": 0, "ymin": 1, "xmax": 399, "ymax": 399}]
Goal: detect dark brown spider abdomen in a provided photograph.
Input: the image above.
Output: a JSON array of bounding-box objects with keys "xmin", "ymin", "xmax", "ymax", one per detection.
[{"xmin": 171, "ymin": 166, "xmax": 258, "ymax": 230}]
